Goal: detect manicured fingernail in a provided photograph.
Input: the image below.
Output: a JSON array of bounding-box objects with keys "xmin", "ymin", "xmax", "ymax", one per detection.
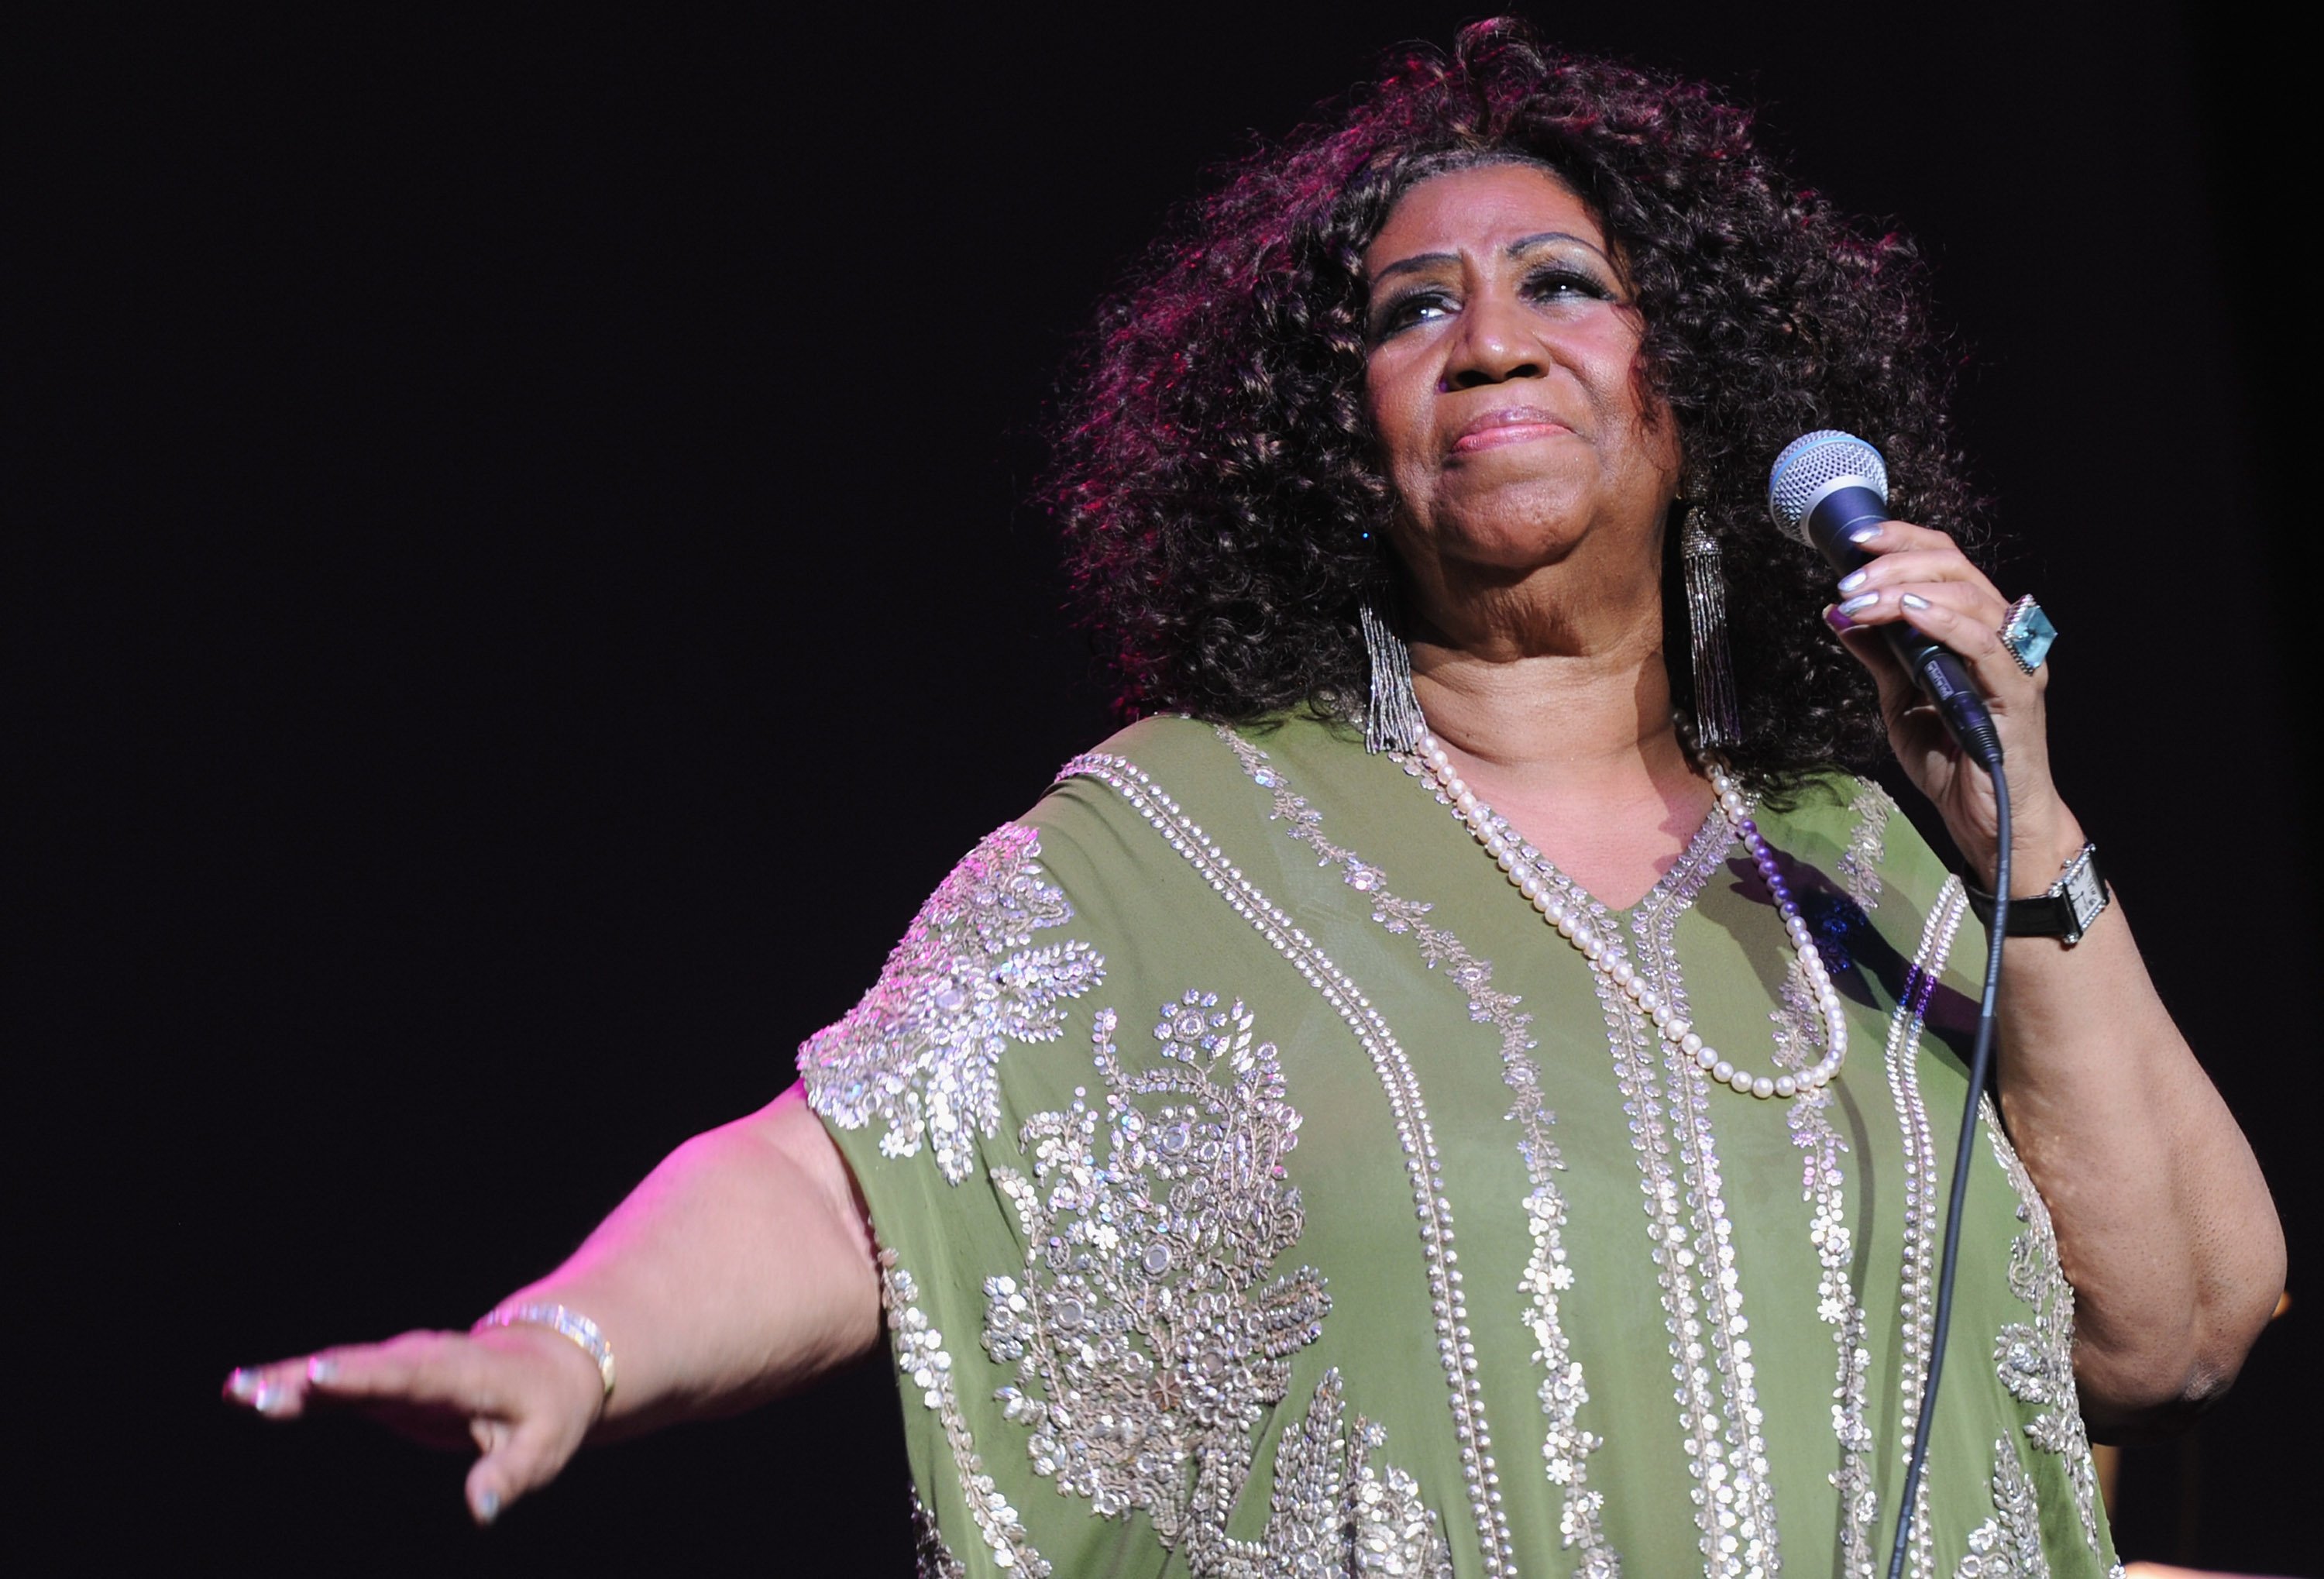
[
  {"xmin": 1836, "ymin": 569, "xmax": 1868, "ymax": 593},
  {"xmin": 228, "ymin": 1367, "xmax": 261, "ymax": 1399},
  {"xmin": 1837, "ymin": 592, "xmax": 1879, "ymax": 616},
  {"xmin": 1900, "ymin": 593, "xmax": 1930, "ymax": 611},
  {"xmin": 253, "ymin": 1385, "xmax": 288, "ymax": 1414},
  {"xmin": 1823, "ymin": 604, "xmax": 1855, "ymax": 632},
  {"xmin": 1847, "ymin": 523, "xmax": 1882, "ymax": 545},
  {"xmin": 307, "ymin": 1356, "xmax": 339, "ymax": 1384},
  {"xmin": 476, "ymin": 1489, "xmax": 502, "ymax": 1525}
]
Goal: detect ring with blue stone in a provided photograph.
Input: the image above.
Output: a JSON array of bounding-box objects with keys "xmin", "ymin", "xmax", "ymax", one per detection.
[{"xmin": 1999, "ymin": 594, "xmax": 2057, "ymax": 675}]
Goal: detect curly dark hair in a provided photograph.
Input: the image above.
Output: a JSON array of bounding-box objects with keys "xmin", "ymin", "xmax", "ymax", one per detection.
[{"xmin": 1047, "ymin": 18, "xmax": 1985, "ymax": 786}]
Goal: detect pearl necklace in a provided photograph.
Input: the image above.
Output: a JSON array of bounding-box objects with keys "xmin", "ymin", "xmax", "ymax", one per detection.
[{"xmin": 1409, "ymin": 730, "xmax": 1847, "ymax": 1099}]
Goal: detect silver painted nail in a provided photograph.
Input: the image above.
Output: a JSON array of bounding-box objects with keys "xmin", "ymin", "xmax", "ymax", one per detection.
[
  {"xmin": 253, "ymin": 1385, "xmax": 286, "ymax": 1413},
  {"xmin": 1900, "ymin": 593, "xmax": 1930, "ymax": 611},
  {"xmin": 1836, "ymin": 569, "xmax": 1867, "ymax": 593},
  {"xmin": 307, "ymin": 1356, "xmax": 339, "ymax": 1384},
  {"xmin": 1846, "ymin": 523, "xmax": 1882, "ymax": 544},
  {"xmin": 477, "ymin": 1490, "xmax": 502, "ymax": 1525},
  {"xmin": 1836, "ymin": 592, "xmax": 1879, "ymax": 616},
  {"xmin": 228, "ymin": 1368, "xmax": 261, "ymax": 1399}
]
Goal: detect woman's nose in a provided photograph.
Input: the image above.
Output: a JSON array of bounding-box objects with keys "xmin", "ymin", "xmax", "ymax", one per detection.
[{"xmin": 1445, "ymin": 291, "xmax": 1544, "ymax": 388}]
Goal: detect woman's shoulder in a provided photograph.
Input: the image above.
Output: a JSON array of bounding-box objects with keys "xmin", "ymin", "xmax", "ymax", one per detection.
[
  {"xmin": 1059, "ymin": 710, "xmax": 1235, "ymax": 775},
  {"xmin": 1025, "ymin": 708, "xmax": 1377, "ymax": 902},
  {"xmin": 1054, "ymin": 709, "xmax": 1355, "ymax": 777},
  {"xmin": 1024, "ymin": 714, "xmax": 1228, "ymax": 851},
  {"xmin": 796, "ymin": 714, "xmax": 1332, "ymax": 1184},
  {"xmin": 1035, "ymin": 710, "xmax": 1357, "ymax": 824}
]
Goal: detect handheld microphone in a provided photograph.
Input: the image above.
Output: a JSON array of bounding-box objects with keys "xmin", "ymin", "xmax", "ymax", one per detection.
[{"xmin": 1767, "ymin": 431, "xmax": 2003, "ymax": 771}]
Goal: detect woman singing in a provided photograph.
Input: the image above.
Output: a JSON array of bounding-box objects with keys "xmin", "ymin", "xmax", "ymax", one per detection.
[{"xmin": 225, "ymin": 22, "xmax": 2282, "ymax": 1577}]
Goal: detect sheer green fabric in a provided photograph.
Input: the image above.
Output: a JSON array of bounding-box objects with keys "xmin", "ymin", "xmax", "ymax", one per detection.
[{"xmin": 803, "ymin": 714, "xmax": 2119, "ymax": 1578}]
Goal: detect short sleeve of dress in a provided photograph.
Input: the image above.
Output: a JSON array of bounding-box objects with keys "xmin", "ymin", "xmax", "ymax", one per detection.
[
  {"xmin": 797, "ymin": 742, "xmax": 1300, "ymax": 1579},
  {"xmin": 796, "ymin": 808, "xmax": 1099, "ymax": 1575}
]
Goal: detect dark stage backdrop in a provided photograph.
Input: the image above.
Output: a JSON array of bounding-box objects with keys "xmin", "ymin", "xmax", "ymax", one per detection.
[{"xmin": 16, "ymin": 3, "xmax": 2315, "ymax": 1573}]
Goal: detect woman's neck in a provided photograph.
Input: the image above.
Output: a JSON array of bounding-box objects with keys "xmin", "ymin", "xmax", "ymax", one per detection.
[
  {"xmin": 1406, "ymin": 601, "xmax": 1714, "ymax": 910},
  {"xmin": 1405, "ymin": 549, "xmax": 1690, "ymax": 777},
  {"xmin": 1412, "ymin": 636, "xmax": 1692, "ymax": 790}
]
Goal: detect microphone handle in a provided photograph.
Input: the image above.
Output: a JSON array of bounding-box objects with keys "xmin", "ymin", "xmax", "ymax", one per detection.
[{"xmin": 1812, "ymin": 485, "xmax": 2006, "ymax": 770}]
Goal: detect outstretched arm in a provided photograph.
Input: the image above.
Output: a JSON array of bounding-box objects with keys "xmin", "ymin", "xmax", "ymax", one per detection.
[
  {"xmin": 1828, "ymin": 521, "xmax": 2285, "ymax": 1433},
  {"xmin": 222, "ymin": 1084, "xmax": 881, "ymax": 1522}
]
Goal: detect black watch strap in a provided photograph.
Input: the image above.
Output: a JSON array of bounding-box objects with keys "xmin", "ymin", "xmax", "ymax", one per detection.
[{"xmin": 1965, "ymin": 841, "xmax": 2108, "ymax": 946}]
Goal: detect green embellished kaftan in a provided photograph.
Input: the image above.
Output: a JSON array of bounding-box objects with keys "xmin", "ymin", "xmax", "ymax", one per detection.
[{"xmin": 800, "ymin": 714, "xmax": 2122, "ymax": 1579}]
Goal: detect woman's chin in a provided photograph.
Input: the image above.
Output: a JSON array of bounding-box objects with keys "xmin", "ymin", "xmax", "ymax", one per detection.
[{"xmin": 1413, "ymin": 512, "xmax": 1614, "ymax": 579}]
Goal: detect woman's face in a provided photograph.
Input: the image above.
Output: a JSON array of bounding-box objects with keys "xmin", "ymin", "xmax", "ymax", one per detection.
[{"xmin": 1363, "ymin": 163, "xmax": 1680, "ymax": 597}]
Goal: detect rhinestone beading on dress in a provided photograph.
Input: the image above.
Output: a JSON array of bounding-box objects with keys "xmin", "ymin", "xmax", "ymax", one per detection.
[
  {"xmin": 802, "ymin": 824, "xmax": 1103, "ymax": 1184},
  {"xmin": 1954, "ymin": 1437, "xmax": 2050, "ymax": 1579},
  {"xmin": 1985, "ymin": 1106, "xmax": 2104, "ymax": 1552},
  {"xmin": 1778, "ymin": 956, "xmax": 1879, "ymax": 1576},
  {"xmin": 982, "ymin": 995, "xmax": 1330, "ymax": 1550},
  {"xmin": 1634, "ymin": 828, "xmax": 1784, "ymax": 1577},
  {"xmin": 1887, "ymin": 879, "xmax": 1971, "ymax": 1579},
  {"xmin": 1057, "ymin": 749, "xmax": 1519, "ymax": 1579},
  {"xmin": 1220, "ymin": 728, "xmax": 1620, "ymax": 1574},
  {"xmin": 1838, "ymin": 780, "xmax": 1895, "ymax": 912},
  {"xmin": 882, "ymin": 1250, "xmax": 1051, "ymax": 1575}
]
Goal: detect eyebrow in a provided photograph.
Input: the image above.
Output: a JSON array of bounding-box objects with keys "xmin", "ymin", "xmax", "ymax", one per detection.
[{"xmin": 1367, "ymin": 231, "xmax": 1613, "ymax": 290}]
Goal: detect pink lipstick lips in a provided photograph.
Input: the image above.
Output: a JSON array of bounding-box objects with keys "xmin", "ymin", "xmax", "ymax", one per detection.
[{"xmin": 1452, "ymin": 407, "xmax": 1573, "ymax": 454}]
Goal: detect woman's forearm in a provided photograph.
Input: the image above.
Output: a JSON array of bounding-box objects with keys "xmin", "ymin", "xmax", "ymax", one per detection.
[
  {"xmin": 1990, "ymin": 838, "xmax": 2284, "ymax": 1429},
  {"xmin": 505, "ymin": 1084, "xmax": 884, "ymax": 1437},
  {"xmin": 223, "ymin": 1083, "xmax": 884, "ymax": 1522}
]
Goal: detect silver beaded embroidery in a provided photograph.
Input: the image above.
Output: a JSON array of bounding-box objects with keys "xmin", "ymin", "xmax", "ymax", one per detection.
[
  {"xmin": 1056, "ymin": 748, "xmax": 1513, "ymax": 1578},
  {"xmin": 1886, "ymin": 879, "xmax": 1972, "ymax": 1579},
  {"xmin": 1223, "ymin": 729, "xmax": 1619, "ymax": 1574},
  {"xmin": 1635, "ymin": 820, "xmax": 1786, "ymax": 1579},
  {"xmin": 1268, "ymin": 1369, "xmax": 1456, "ymax": 1578},
  {"xmin": 802, "ymin": 824, "xmax": 1104, "ymax": 1184},
  {"xmin": 1985, "ymin": 1105, "xmax": 2104, "ymax": 1550},
  {"xmin": 1508, "ymin": 827, "xmax": 1740, "ymax": 1578},
  {"xmin": 1769, "ymin": 786, "xmax": 1895, "ymax": 1576},
  {"xmin": 882, "ymin": 1250, "xmax": 1050, "ymax": 1575},
  {"xmin": 1775, "ymin": 951, "xmax": 1879, "ymax": 1576},
  {"xmin": 1951, "ymin": 1437, "xmax": 2049, "ymax": 1579},
  {"xmin": 911, "ymin": 1486, "xmax": 970, "ymax": 1579},
  {"xmin": 1449, "ymin": 783, "xmax": 1766, "ymax": 1578},
  {"xmin": 982, "ymin": 993, "xmax": 1332, "ymax": 1560},
  {"xmin": 1837, "ymin": 780, "xmax": 1895, "ymax": 913}
]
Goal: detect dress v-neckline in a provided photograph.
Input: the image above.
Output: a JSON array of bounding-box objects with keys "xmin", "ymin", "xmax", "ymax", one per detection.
[{"xmin": 1477, "ymin": 794, "xmax": 1739, "ymax": 924}]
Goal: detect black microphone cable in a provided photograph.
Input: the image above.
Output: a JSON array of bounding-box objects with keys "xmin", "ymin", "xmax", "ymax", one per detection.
[{"xmin": 1886, "ymin": 771, "xmax": 2008, "ymax": 1579}]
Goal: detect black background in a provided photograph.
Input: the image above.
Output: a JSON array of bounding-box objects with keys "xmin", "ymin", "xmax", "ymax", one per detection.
[{"xmin": 15, "ymin": 2, "xmax": 2316, "ymax": 1572}]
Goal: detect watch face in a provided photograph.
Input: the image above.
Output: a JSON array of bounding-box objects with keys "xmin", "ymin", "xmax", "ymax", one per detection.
[{"xmin": 2063, "ymin": 861, "xmax": 2106, "ymax": 928}]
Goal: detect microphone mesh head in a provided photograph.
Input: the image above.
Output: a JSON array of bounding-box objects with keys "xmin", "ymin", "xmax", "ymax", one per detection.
[{"xmin": 1767, "ymin": 430, "xmax": 1888, "ymax": 544}]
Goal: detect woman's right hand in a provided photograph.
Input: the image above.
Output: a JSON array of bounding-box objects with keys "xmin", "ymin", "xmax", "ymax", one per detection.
[
  {"xmin": 219, "ymin": 1086, "xmax": 885, "ymax": 1528},
  {"xmin": 222, "ymin": 1323, "xmax": 607, "ymax": 1525}
]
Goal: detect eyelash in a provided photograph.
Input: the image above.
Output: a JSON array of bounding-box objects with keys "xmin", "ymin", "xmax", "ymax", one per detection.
[
  {"xmin": 1527, "ymin": 264, "xmax": 1614, "ymax": 302},
  {"xmin": 1371, "ymin": 264, "xmax": 1616, "ymax": 339}
]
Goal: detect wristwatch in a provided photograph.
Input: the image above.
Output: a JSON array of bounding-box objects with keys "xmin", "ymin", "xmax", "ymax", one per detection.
[{"xmin": 1965, "ymin": 841, "xmax": 2108, "ymax": 946}]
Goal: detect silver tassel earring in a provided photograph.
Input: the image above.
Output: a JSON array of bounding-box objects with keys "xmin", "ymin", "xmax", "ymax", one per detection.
[
  {"xmin": 1361, "ymin": 603, "xmax": 1426, "ymax": 753},
  {"xmin": 1682, "ymin": 514, "xmax": 1744, "ymax": 750}
]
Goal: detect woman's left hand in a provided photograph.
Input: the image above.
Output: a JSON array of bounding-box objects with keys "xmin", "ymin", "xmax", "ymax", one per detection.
[{"xmin": 1822, "ymin": 519, "xmax": 2077, "ymax": 885}]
